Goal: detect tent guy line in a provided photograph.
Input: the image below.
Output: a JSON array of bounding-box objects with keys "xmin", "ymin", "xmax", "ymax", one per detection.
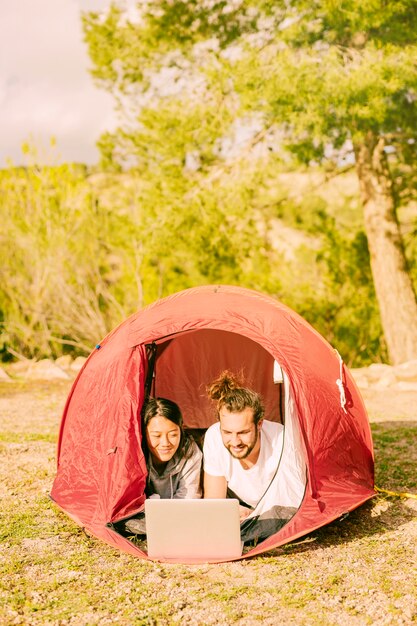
[{"xmin": 375, "ymin": 487, "xmax": 417, "ymax": 500}]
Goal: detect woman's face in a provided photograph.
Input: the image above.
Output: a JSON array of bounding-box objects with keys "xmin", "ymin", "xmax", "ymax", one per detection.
[{"xmin": 145, "ymin": 415, "xmax": 181, "ymax": 465}]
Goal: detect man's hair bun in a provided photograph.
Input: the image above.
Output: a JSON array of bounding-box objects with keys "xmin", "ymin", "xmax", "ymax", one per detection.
[
  {"xmin": 207, "ymin": 370, "xmax": 243, "ymax": 402},
  {"xmin": 207, "ymin": 370, "xmax": 264, "ymax": 425}
]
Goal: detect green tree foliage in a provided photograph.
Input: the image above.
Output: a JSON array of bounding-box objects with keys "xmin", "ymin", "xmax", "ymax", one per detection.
[
  {"xmin": 0, "ymin": 141, "xmax": 282, "ymax": 359},
  {"xmin": 0, "ymin": 161, "xmax": 118, "ymax": 357},
  {"xmin": 3, "ymin": 2, "xmax": 416, "ymax": 364},
  {"xmin": 83, "ymin": 0, "xmax": 417, "ymax": 152},
  {"xmin": 83, "ymin": 0, "xmax": 417, "ymax": 364},
  {"xmin": 1, "ymin": 152, "xmax": 393, "ymax": 365},
  {"xmin": 298, "ymin": 212, "xmax": 386, "ymax": 365},
  {"xmin": 250, "ymin": 167, "xmax": 389, "ymax": 365}
]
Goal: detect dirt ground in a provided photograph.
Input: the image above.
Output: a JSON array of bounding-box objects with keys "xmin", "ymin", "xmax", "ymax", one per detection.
[{"xmin": 1, "ymin": 380, "xmax": 416, "ymax": 625}]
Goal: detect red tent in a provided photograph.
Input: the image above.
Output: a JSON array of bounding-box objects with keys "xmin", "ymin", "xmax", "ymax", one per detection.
[{"xmin": 50, "ymin": 285, "xmax": 374, "ymax": 563}]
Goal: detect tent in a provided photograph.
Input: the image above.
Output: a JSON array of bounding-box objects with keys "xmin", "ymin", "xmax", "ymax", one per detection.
[{"xmin": 50, "ymin": 285, "xmax": 375, "ymax": 563}]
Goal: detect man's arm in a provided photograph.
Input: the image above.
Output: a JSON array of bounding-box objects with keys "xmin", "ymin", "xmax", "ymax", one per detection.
[
  {"xmin": 204, "ymin": 473, "xmax": 252, "ymax": 521},
  {"xmin": 203, "ymin": 472, "xmax": 227, "ymax": 498}
]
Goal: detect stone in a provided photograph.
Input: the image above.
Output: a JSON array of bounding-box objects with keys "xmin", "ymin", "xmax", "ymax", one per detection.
[
  {"xmin": 393, "ymin": 381, "xmax": 417, "ymax": 391},
  {"xmin": 6, "ymin": 359, "xmax": 34, "ymax": 375},
  {"xmin": 70, "ymin": 356, "xmax": 87, "ymax": 372},
  {"xmin": 25, "ymin": 359, "xmax": 70, "ymax": 381},
  {"xmin": 373, "ymin": 371, "xmax": 397, "ymax": 390},
  {"xmin": 366, "ymin": 363, "xmax": 393, "ymax": 382},
  {"xmin": 394, "ymin": 360, "xmax": 417, "ymax": 382}
]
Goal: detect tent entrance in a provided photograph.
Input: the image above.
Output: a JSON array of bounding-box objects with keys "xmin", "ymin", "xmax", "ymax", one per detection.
[
  {"xmin": 145, "ymin": 327, "xmax": 308, "ymax": 541},
  {"xmin": 146, "ymin": 328, "xmax": 284, "ymax": 430},
  {"xmin": 112, "ymin": 327, "xmax": 307, "ymax": 552}
]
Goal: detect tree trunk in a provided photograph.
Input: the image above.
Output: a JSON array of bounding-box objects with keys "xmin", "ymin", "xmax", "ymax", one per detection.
[{"xmin": 355, "ymin": 133, "xmax": 417, "ymax": 365}]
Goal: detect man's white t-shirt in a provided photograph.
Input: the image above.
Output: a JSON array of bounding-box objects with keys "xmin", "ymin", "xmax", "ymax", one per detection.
[{"xmin": 203, "ymin": 420, "xmax": 284, "ymax": 508}]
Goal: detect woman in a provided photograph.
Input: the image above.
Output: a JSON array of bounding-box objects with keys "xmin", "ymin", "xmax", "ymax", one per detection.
[
  {"xmin": 123, "ymin": 397, "xmax": 202, "ymax": 535},
  {"xmin": 143, "ymin": 397, "xmax": 202, "ymax": 499}
]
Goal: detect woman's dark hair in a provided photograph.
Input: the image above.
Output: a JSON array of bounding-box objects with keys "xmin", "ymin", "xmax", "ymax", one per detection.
[
  {"xmin": 142, "ymin": 397, "xmax": 192, "ymax": 460},
  {"xmin": 207, "ymin": 371, "xmax": 264, "ymax": 425}
]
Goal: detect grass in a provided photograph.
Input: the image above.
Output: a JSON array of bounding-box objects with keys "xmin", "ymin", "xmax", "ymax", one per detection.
[
  {"xmin": 0, "ymin": 381, "xmax": 416, "ymax": 625},
  {"xmin": 0, "ymin": 432, "xmax": 57, "ymax": 443},
  {"xmin": 372, "ymin": 423, "xmax": 417, "ymax": 491}
]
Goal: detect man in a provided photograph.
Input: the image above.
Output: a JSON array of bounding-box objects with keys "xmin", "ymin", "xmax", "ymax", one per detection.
[{"xmin": 203, "ymin": 371, "xmax": 285, "ymax": 522}]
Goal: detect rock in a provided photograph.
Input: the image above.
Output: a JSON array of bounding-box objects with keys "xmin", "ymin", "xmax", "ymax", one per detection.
[
  {"xmin": 25, "ymin": 359, "xmax": 71, "ymax": 381},
  {"xmin": 393, "ymin": 381, "xmax": 417, "ymax": 391},
  {"xmin": 70, "ymin": 356, "xmax": 87, "ymax": 372},
  {"xmin": 349, "ymin": 360, "xmax": 417, "ymax": 390},
  {"xmin": 373, "ymin": 371, "xmax": 397, "ymax": 390},
  {"xmin": 6, "ymin": 359, "xmax": 34, "ymax": 375},
  {"xmin": 366, "ymin": 363, "xmax": 393, "ymax": 381},
  {"xmin": 394, "ymin": 360, "xmax": 417, "ymax": 382}
]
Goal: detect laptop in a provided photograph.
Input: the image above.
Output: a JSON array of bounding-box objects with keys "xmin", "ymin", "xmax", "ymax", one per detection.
[{"xmin": 145, "ymin": 498, "xmax": 242, "ymax": 560}]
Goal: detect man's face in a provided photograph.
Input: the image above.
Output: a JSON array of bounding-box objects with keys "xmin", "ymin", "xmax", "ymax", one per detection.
[{"xmin": 219, "ymin": 406, "xmax": 262, "ymax": 460}]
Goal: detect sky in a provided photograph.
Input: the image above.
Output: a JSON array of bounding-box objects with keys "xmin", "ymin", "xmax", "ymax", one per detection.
[{"xmin": 0, "ymin": 0, "xmax": 122, "ymax": 167}]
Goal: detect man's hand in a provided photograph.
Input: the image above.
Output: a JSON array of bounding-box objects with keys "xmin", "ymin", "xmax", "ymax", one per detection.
[{"xmin": 239, "ymin": 505, "xmax": 252, "ymax": 521}]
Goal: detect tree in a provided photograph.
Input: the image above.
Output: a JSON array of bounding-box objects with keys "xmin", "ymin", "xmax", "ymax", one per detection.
[
  {"xmin": 230, "ymin": 0, "xmax": 417, "ymax": 365},
  {"xmin": 0, "ymin": 141, "xmax": 281, "ymax": 359},
  {"xmin": 83, "ymin": 0, "xmax": 417, "ymax": 364}
]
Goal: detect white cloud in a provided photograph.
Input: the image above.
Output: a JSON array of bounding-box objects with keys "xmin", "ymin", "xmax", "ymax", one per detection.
[{"xmin": 0, "ymin": 0, "xmax": 119, "ymax": 166}]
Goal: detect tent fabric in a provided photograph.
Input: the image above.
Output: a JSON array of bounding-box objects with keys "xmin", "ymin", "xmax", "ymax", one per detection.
[
  {"xmin": 50, "ymin": 285, "xmax": 375, "ymax": 563},
  {"xmin": 152, "ymin": 329, "xmax": 283, "ymax": 428}
]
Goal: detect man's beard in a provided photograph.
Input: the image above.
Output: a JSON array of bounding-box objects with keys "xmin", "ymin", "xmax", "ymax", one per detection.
[{"xmin": 225, "ymin": 430, "xmax": 259, "ymax": 460}]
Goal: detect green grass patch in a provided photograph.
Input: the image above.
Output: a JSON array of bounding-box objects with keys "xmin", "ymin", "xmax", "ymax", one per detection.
[
  {"xmin": 372, "ymin": 423, "xmax": 417, "ymax": 491},
  {"xmin": 0, "ymin": 380, "xmax": 71, "ymax": 395},
  {"xmin": 0, "ymin": 431, "xmax": 57, "ymax": 444}
]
